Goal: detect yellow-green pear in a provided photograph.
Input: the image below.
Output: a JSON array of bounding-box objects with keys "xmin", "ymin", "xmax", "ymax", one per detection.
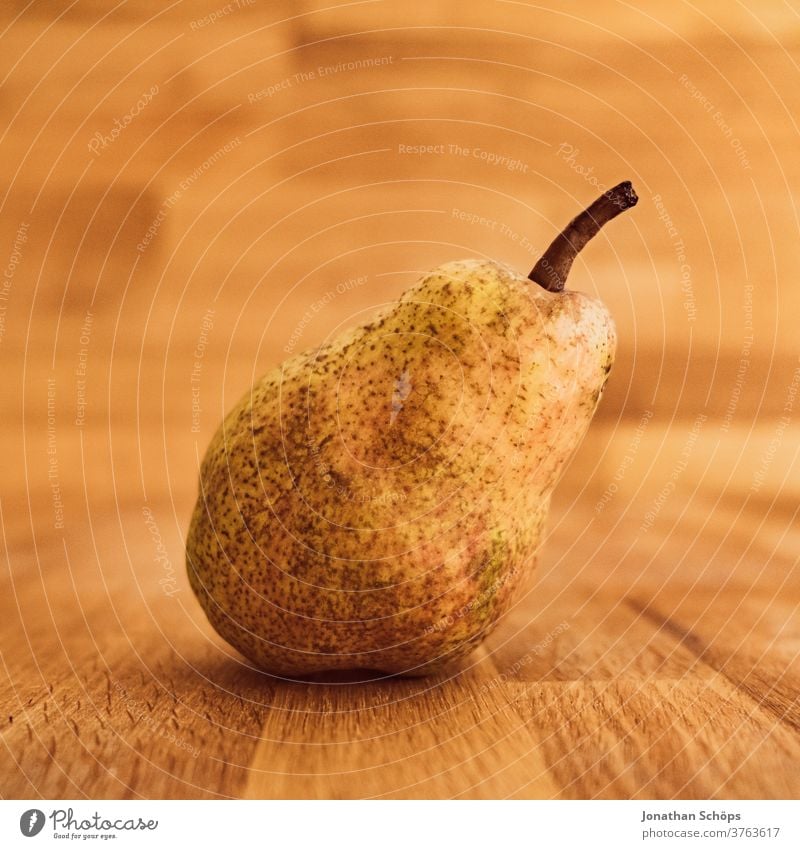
[{"xmin": 186, "ymin": 182, "xmax": 638, "ymax": 677}]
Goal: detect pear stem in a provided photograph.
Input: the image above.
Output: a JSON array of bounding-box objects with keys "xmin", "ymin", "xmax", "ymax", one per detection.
[{"xmin": 529, "ymin": 180, "xmax": 638, "ymax": 292}]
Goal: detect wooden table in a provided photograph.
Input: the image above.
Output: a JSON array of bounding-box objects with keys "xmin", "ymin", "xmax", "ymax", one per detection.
[{"xmin": 1, "ymin": 0, "xmax": 798, "ymax": 799}]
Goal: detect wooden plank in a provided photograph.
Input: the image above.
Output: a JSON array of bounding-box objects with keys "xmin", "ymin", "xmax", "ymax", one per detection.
[
  {"xmin": 631, "ymin": 598, "xmax": 800, "ymax": 736},
  {"xmin": 243, "ymin": 674, "xmax": 560, "ymax": 799},
  {"xmin": 0, "ymin": 521, "xmax": 270, "ymax": 799},
  {"xmin": 516, "ymin": 676, "xmax": 800, "ymax": 799}
]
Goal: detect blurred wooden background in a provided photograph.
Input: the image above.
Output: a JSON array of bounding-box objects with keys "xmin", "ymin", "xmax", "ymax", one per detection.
[{"xmin": 1, "ymin": 0, "xmax": 798, "ymax": 799}]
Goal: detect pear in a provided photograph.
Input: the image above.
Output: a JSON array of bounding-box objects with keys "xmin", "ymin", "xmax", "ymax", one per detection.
[{"xmin": 186, "ymin": 182, "xmax": 637, "ymax": 677}]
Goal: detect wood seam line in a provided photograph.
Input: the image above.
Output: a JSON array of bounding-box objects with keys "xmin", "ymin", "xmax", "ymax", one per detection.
[{"xmin": 625, "ymin": 598, "xmax": 800, "ymax": 736}]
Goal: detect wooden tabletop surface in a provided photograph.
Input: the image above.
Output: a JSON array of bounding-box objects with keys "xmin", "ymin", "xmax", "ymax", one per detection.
[{"xmin": 1, "ymin": 0, "xmax": 798, "ymax": 799}]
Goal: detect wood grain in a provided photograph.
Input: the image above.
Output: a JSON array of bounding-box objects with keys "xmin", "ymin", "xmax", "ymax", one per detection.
[{"xmin": 1, "ymin": 0, "xmax": 798, "ymax": 799}]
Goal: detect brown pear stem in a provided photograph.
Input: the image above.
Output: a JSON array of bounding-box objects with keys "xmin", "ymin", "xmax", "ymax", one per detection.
[{"xmin": 529, "ymin": 180, "xmax": 638, "ymax": 292}]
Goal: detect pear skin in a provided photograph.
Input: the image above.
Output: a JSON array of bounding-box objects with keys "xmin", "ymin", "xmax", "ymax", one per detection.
[{"xmin": 186, "ymin": 183, "xmax": 636, "ymax": 677}]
